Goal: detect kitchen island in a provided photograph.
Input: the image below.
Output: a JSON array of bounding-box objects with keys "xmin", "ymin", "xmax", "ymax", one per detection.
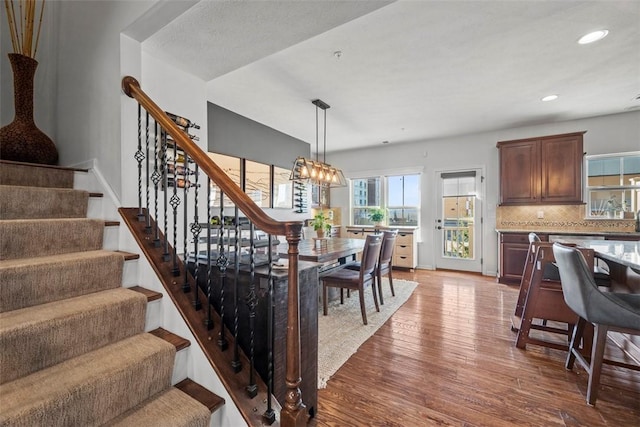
[
  {"xmin": 552, "ymin": 238, "xmax": 640, "ymax": 293},
  {"xmin": 497, "ymin": 230, "xmax": 639, "ymax": 285}
]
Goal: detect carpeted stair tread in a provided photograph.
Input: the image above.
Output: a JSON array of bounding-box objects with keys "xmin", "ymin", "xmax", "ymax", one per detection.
[
  {"xmin": 106, "ymin": 387, "xmax": 211, "ymax": 427},
  {"xmin": 0, "ymin": 185, "xmax": 89, "ymax": 219},
  {"xmin": 1, "ymin": 162, "xmax": 223, "ymax": 423},
  {"xmin": 0, "ymin": 288, "xmax": 147, "ymax": 384},
  {"xmin": 0, "ymin": 250, "xmax": 126, "ymax": 312},
  {"xmin": 0, "ymin": 218, "xmax": 105, "ymax": 259},
  {"xmin": 0, "ymin": 333, "xmax": 175, "ymax": 426},
  {"xmin": 0, "ymin": 160, "xmax": 75, "ymax": 188}
]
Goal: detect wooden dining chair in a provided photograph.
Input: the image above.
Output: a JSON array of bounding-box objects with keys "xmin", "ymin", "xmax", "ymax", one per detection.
[
  {"xmin": 552, "ymin": 242, "xmax": 640, "ymax": 406},
  {"xmin": 321, "ymin": 234, "xmax": 382, "ymax": 325},
  {"xmin": 346, "ymin": 230, "xmax": 398, "ymax": 305}
]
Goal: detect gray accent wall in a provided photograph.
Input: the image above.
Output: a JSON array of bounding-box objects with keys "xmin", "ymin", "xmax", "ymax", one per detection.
[{"xmin": 207, "ymin": 102, "xmax": 310, "ymax": 169}]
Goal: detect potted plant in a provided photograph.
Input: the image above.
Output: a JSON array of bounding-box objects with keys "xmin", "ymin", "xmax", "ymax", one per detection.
[
  {"xmin": 311, "ymin": 211, "xmax": 332, "ymax": 238},
  {"xmin": 369, "ymin": 208, "xmax": 385, "ymax": 226}
]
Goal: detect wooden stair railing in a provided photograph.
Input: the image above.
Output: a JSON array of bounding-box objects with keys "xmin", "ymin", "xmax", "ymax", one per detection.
[{"xmin": 122, "ymin": 76, "xmax": 307, "ymax": 427}]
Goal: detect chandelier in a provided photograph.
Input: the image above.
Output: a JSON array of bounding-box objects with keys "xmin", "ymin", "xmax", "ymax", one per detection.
[{"xmin": 290, "ymin": 99, "xmax": 347, "ymax": 187}]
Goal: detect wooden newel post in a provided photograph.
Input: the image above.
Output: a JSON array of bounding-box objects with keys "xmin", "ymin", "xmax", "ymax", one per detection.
[{"xmin": 281, "ymin": 223, "xmax": 307, "ymax": 427}]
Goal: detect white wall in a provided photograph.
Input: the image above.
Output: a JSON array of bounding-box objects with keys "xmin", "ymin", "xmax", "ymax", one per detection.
[
  {"xmin": 327, "ymin": 110, "xmax": 640, "ymax": 276},
  {"xmin": 54, "ymin": 0, "xmax": 156, "ymax": 198}
]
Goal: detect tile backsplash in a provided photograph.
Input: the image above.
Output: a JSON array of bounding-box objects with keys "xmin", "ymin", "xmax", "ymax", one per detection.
[{"xmin": 496, "ymin": 204, "xmax": 636, "ymax": 233}]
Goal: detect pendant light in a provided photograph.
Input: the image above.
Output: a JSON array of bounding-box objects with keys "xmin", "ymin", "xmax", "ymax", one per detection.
[{"xmin": 290, "ymin": 99, "xmax": 347, "ymax": 187}]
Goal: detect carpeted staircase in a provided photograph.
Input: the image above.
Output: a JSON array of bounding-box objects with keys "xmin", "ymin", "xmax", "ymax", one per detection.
[{"xmin": 0, "ymin": 161, "xmax": 221, "ymax": 426}]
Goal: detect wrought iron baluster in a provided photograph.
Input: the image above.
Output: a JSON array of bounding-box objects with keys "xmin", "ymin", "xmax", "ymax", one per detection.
[
  {"xmin": 135, "ymin": 104, "xmax": 144, "ymax": 222},
  {"xmin": 263, "ymin": 233, "xmax": 276, "ymax": 424},
  {"xmin": 169, "ymin": 141, "xmax": 180, "ymax": 276},
  {"xmin": 182, "ymin": 152, "xmax": 190, "ymax": 293},
  {"xmin": 161, "ymin": 130, "xmax": 171, "ymax": 261},
  {"xmin": 151, "ymin": 121, "xmax": 161, "ymax": 247},
  {"xmin": 190, "ymin": 164, "xmax": 201, "ymax": 309},
  {"xmin": 205, "ymin": 177, "xmax": 214, "ymax": 329},
  {"xmin": 216, "ymin": 192, "xmax": 228, "ymax": 350},
  {"xmin": 145, "ymin": 112, "xmax": 151, "ymax": 233},
  {"xmin": 231, "ymin": 206, "xmax": 242, "ymax": 373},
  {"xmin": 246, "ymin": 221, "xmax": 258, "ymax": 397}
]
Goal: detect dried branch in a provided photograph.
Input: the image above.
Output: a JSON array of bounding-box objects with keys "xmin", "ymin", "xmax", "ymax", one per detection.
[{"xmin": 2, "ymin": 0, "xmax": 45, "ymax": 58}]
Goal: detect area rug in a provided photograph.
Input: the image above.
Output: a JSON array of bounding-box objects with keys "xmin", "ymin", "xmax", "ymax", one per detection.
[{"xmin": 317, "ymin": 278, "xmax": 418, "ymax": 388}]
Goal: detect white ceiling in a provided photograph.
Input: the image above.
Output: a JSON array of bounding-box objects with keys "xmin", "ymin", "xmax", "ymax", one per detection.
[{"xmin": 141, "ymin": 0, "xmax": 640, "ymax": 155}]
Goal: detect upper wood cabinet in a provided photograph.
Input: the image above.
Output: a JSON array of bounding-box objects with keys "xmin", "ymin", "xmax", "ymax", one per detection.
[{"xmin": 497, "ymin": 132, "xmax": 585, "ymax": 205}]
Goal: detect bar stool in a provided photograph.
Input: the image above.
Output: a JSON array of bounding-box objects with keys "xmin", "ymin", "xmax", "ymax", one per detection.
[{"xmin": 553, "ymin": 242, "xmax": 640, "ymax": 406}]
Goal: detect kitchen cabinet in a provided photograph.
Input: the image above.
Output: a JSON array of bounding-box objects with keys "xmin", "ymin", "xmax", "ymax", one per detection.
[
  {"xmin": 497, "ymin": 132, "xmax": 584, "ymax": 205},
  {"xmin": 498, "ymin": 232, "xmax": 548, "ymax": 284},
  {"xmin": 345, "ymin": 226, "xmax": 418, "ymax": 269},
  {"xmin": 393, "ymin": 230, "xmax": 417, "ymax": 269}
]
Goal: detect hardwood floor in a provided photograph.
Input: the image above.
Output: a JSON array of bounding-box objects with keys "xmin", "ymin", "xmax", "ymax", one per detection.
[{"xmin": 315, "ymin": 269, "xmax": 640, "ymax": 426}]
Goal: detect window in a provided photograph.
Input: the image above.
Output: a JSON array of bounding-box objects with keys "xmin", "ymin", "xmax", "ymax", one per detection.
[
  {"xmin": 387, "ymin": 174, "xmax": 420, "ymax": 226},
  {"xmin": 245, "ymin": 160, "xmax": 271, "ymax": 207},
  {"xmin": 586, "ymin": 152, "xmax": 640, "ymax": 218},
  {"xmin": 350, "ymin": 174, "xmax": 420, "ymax": 226},
  {"xmin": 208, "ymin": 152, "xmax": 240, "ymax": 207},
  {"xmin": 273, "ymin": 165, "xmax": 293, "ymax": 209},
  {"xmin": 207, "ymin": 153, "xmax": 293, "ymax": 209},
  {"xmin": 352, "ymin": 177, "xmax": 381, "ymax": 225}
]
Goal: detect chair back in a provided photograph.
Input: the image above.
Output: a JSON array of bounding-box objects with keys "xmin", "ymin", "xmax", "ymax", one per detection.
[
  {"xmin": 360, "ymin": 234, "xmax": 382, "ymax": 279},
  {"xmin": 379, "ymin": 230, "xmax": 398, "ymax": 267},
  {"xmin": 552, "ymin": 243, "xmax": 602, "ymax": 321},
  {"xmin": 528, "ymin": 232, "xmax": 541, "ymax": 243}
]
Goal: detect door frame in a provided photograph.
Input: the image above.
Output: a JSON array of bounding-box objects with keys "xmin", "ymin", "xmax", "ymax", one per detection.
[{"xmin": 433, "ymin": 166, "xmax": 485, "ymax": 273}]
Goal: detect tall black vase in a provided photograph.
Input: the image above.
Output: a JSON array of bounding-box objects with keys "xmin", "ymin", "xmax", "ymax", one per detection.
[{"xmin": 0, "ymin": 53, "xmax": 58, "ymax": 165}]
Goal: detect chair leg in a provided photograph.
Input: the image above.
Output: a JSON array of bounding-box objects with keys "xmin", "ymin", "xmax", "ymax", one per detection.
[
  {"xmin": 586, "ymin": 324, "xmax": 608, "ymax": 406},
  {"xmin": 388, "ymin": 267, "xmax": 395, "ymax": 297},
  {"xmin": 340, "ymin": 288, "xmax": 344, "ymax": 304},
  {"xmin": 358, "ymin": 288, "xmax": 368, "ymax": 325},
  {"xmin": 370, "ymin": 278, "xmax": 380, "ymax": 312},
  {"xmin": 377, "ymin": 270, "xmax": 384, "ymax": 305},
  {"xmin": 566, "ymin": 317, "xmax": 586, "ymax": 370}
]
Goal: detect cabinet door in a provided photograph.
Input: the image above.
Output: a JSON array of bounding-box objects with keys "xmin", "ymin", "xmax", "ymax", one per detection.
[
  {"xmin": 540, "ymin": 135, "xmax": 583, "ymax": 203},
  {"xmin": 498, "ymin": 140, "xmax": 540, "ymax": 205},
  {"xmin": 499, "ymin": 242, "xmax": 529, "ymax": 284},
  {"xmin": 347, "ymin": 230, "xmax": 366, "ymax": 239}
]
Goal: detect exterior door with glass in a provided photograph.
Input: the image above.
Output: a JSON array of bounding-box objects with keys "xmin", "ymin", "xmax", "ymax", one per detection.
[{"xmin": 435, "ymin": 169, "xmax": 483, "ymax": 272}]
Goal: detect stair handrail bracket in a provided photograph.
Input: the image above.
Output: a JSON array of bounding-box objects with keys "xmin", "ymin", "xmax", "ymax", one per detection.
[{"xmin": 122, "ymin": 76, "xmax": 307, "ymax": 427}]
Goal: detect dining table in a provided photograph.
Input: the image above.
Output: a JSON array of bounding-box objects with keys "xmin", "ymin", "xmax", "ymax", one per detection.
[{"xmin": 277, "ymin": 237, "xmax": 366, "ymax": 274}]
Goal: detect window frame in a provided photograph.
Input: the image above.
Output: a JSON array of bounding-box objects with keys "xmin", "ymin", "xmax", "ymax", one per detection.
[
  {"xmin": 349, "ymin": 172, "xmax": 421, "ymax": 227},
  {"xmin": 585, "ymin": 151, "xmax": 640, "ymax": 219}
]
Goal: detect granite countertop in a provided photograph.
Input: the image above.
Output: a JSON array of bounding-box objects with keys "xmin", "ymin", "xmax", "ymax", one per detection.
[
  {"xmin": 553, "ymin": 239, "xmax": 640, "ymax": 270},
  {"xmin": 496, "ymin": 229, "xmax": 640, "ymax": 237}
]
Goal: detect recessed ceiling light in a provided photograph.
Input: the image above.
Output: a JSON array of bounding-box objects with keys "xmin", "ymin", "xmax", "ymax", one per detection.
[
  {"xmin": 541, "ymin": 94, "xmax": 558, "ymax": 102},
  {"xmin": 578, "ymin": 30, "xmax": 609, "ymax": 44}
]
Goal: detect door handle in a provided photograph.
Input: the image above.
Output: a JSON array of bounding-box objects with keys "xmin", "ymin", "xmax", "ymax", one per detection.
[{"xmin": 436, "ymin": 226, "xmax": 442, "ymax": 230}]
